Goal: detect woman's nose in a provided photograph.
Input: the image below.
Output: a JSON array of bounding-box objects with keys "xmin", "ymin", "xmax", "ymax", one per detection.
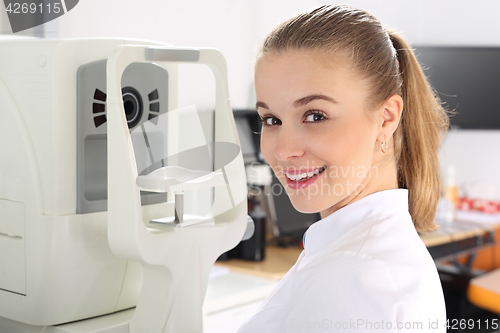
[{"xmin": 274, "ymin": 127, "xmax": 305, "ymax": 161}]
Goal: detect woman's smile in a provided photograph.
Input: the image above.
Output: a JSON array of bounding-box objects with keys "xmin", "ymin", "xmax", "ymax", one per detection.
[{"xmin": 283, "ymin": 165, "xmax": 327, "ymax": 189}]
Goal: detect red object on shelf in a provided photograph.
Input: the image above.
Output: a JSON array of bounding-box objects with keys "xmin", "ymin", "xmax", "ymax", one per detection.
[{"xmin": 458, "ymin": 197, "xmax": 500, "ymax": 214}]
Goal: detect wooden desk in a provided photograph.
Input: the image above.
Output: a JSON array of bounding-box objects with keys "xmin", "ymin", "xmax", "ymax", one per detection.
[
  {"xmin": 215, "ymin": 246, "xmax": 303, "ymax": 280},
  {"xmin": 420, "ymin": 213, "xmax": 500, "ymax": 274},
  {"xmin": 419, "ymin": 220, "xmax": 500, "ymax": 248}
]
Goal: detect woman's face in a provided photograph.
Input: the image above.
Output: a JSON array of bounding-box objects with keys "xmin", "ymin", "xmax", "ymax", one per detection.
[{"xmin": 255, "ymin": 51, "xmax": 388, "ymax": 217}]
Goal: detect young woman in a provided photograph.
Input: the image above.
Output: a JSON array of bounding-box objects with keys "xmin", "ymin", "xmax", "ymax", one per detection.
[{"xmin": 238, "ymin": 5, "xmax": 449, "ymax": 333}]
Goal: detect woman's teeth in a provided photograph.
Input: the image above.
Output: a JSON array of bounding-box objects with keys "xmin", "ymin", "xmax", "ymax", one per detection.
[{"xmin": 286, "ymin": 167, "xmax": 326, "ymax": 181}]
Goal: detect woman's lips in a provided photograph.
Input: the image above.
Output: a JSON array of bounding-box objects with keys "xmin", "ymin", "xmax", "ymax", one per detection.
[{"xmin": 284, "ymin": 166, "xmax": 326, "ymax": 190}]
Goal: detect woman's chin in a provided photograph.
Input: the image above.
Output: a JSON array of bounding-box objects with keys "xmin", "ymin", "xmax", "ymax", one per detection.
[{"xmin": 288, "ymin": 198, "xmax": 329, "ymax": 215}]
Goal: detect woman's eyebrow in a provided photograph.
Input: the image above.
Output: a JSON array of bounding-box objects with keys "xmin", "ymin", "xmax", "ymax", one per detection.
[
  {"xmin": 255, "ymin": 94, "xmax": 338, "ymax": 110},
  {"xmin": 293, "ymin": 94, "xmax": 339, "ymax": 107},
  {"xmin": 256, "ymin": 101, "xmax": 269, "ymax": 110}
]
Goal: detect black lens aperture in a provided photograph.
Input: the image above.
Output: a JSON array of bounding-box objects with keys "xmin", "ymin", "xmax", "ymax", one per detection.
[{"xmin": 121, "ymin": 87, "xmax": 143, "ymax": 128}]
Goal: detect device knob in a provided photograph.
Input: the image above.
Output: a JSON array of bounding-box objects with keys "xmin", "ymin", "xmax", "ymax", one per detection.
[{"xmin": 241, "ymin": 215, "xmax": 255, "ymax": 241}]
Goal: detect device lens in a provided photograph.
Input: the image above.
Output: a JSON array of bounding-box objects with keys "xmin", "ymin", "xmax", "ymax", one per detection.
[{"xmin": 121, "ymin": 87, "xmax": 143, "ymax": 128}]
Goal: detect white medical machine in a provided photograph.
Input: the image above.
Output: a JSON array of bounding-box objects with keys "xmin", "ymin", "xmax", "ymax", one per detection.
[{"xmin": 0, "ymin": 37, "xmax": 250, "ymax": 332}]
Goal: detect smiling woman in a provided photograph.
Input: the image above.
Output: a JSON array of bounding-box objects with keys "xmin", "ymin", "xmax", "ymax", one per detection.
[{"xmin": 238, "ymin": 4, "xmax": 449, "ymax": 333}]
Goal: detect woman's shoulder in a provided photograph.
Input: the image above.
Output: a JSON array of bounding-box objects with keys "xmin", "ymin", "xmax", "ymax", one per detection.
[
  {"xmin": 284, "ymin": 249, "xmax": 445, "ymax": 331},
  {"xmin": 297, "ymin": 210, "xmax": 440, "ymax": 299},
  {"xmin": 286, "ymin": 226, "xmax": 445, "ymax": 324},
  {"xmin": 330, "ymin": 209, "xmax": 432, "ymax": 267}
]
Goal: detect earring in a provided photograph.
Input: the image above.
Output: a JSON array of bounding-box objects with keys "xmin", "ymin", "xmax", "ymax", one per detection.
[{"xmin": 381, "ymin": 141, "xmax": 388, "ymax": 153}]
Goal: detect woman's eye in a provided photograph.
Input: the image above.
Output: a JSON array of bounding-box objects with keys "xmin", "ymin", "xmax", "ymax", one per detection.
[
  {"xmin": 261, "ymin": 116, "xmax": 281, "ymax": 127},
  {"xmin": 304, "ymin": 111, "xmax": 327, "ymax": 123}
]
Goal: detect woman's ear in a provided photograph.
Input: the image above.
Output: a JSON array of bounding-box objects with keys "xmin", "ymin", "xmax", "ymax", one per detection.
[{"xmin": 377, "ymin": 94, "xmax": 403, "ymax": 141}]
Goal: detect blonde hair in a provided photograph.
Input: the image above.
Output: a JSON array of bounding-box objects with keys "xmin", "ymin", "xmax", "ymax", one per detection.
[{"xmin": 260, "ymin": 5, "xmax": 449, "ymax": 232}]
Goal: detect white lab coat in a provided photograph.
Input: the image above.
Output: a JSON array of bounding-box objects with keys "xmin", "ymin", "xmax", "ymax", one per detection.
[{"xmin": 238, "ymin": 189, "xmax": 446, "ymax": 332}]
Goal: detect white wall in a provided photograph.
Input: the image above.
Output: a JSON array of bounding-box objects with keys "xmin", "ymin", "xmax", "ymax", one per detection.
[
  {"xmin": 440, "ymin": 130, "xmax": 500, "ymax": 199},
  {"xmin": 326, "ymin": 0, "xmax": 500, "ymax": 46}
]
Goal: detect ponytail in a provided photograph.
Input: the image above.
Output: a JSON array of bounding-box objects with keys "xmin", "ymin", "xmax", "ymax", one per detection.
[{"xmin": 387, "ymin": 29, "xmax": 449, "ymax": 232}]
